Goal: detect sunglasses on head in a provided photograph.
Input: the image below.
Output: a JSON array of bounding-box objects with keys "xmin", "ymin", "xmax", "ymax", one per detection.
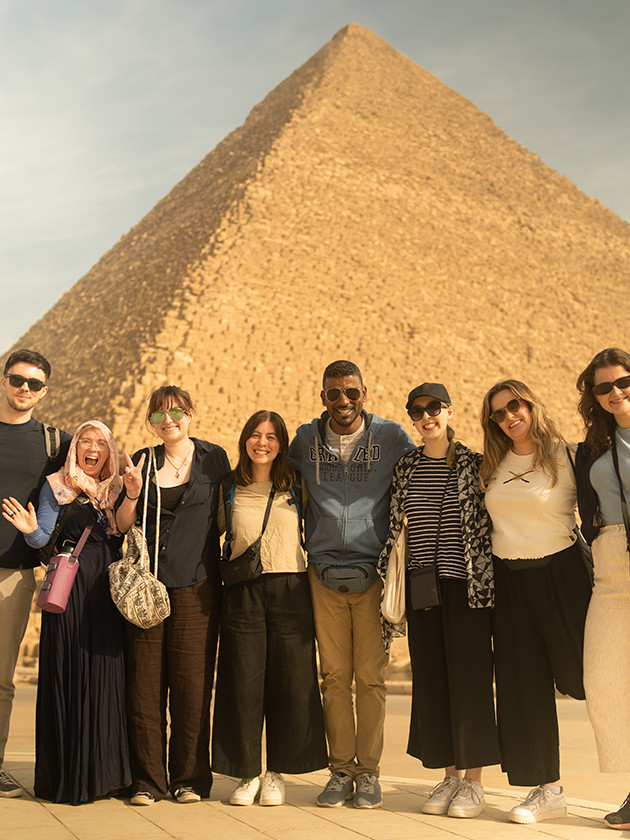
[
  {"xmin": 324, "ymin": 387, "xmax": 362, "ymax": 402},
  {"xmin": 593, "ymin": 375, "xmax": 630, "ymax": 396},
  {"xmin": 6, "ymin": 373, "xmax": 46, "ymax": 392},
  {"xmin": 490, "ymin": 398, "xmax": 527, "ymax": 424},
  {"xmin": 150, "ymin": 407, "xmax": 186, "ymax": 424},
  {"xmin": 408, "ymin": 400, "xmax": 445, "ymax": 421}
]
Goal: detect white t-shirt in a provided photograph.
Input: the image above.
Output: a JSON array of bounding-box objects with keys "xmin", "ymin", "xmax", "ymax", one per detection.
[{"xmin": 484, "ymin": 444, "xmax": 576, "ymax": 560}]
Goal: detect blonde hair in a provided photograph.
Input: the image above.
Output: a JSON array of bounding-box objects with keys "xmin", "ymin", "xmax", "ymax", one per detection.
[{"xmin": 479, "ymin": 379, "xmax": 564, "ymax": 491}]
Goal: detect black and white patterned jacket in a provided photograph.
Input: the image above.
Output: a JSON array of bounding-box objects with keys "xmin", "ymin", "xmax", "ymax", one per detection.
[{"xmin": 377, "ymin": 442, "xmax": 494, "ymax": 651}]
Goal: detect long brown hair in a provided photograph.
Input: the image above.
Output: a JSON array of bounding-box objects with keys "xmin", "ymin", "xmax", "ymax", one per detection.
[
  {"xmin": 233, "ymin": 410, "xmax": 296, "ymax": 492},
  {"xmin": 479, "ymin": 379, "xmax": 564, "ymax": 490},
  {"xmin": 577, "ymin": 347, "xmax": 630, "ymax": 456}
]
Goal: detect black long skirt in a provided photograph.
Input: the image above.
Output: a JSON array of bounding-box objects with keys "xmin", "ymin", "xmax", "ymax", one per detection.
[{"xmin": 35, "ymin": 505, "xmax": 131, "ymax": 805}]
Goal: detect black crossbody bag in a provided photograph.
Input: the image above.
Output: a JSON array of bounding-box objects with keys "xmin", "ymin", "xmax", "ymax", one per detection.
[{"xmin": 219, "ymin": 485, "xmax": 275, "ymax": 586}]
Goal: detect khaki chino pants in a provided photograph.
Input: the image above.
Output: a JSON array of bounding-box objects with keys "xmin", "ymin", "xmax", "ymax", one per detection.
[
  {"xmin": 308, "ymin": 565, "xmax": 388, "ymax": 778},
  {"xmin": 0, "ymin": 568, "xmax": 36, "ymax": 769}
]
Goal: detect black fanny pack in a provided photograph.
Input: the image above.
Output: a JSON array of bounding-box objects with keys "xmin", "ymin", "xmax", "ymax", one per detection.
[{"xmin": 313, "ymin": 562, "xmax": 378, "ymax": 594}]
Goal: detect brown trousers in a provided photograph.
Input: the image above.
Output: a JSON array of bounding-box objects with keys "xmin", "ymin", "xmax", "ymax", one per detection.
[{"xmin": 126, "ymin": 576, "xmax": 220, "ymax": 799}]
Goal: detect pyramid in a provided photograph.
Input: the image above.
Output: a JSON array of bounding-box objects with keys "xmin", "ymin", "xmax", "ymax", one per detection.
[{"xmin": 4, "ymin": 22, "xmax": 630, "ymax": 457}]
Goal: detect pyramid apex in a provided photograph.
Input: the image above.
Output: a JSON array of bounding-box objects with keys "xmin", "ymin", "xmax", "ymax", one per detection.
[{"xmin": 331, "ymin": 21, "xmax": 385, "ymax": 45}]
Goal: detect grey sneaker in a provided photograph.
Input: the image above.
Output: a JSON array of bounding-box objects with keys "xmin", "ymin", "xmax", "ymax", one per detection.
[
  {"xmin": 508, "ymin": 785, "xmax": 567, "ymax": 824},
  {"xmin": 317, "ymin": 772, "xmax": 354, "ymax": 807},
  {"xmin": 422, "ymin": 776, "xmax": 461, "ymax": 815},
  {"xmin": 0, "ymin": 771, "xmax": 21, "ymax": 798},
  {"xmin": 447, "ymin": 778, "xmax": 485, "ymax": 818},
  {"xmin": 353, "ymin": 774, "xmax": 382, "ymax": 809}
]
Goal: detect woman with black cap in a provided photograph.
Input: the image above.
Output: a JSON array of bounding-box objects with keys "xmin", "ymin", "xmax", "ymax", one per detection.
[{"xmin": 378, "ymin": 383, "xmax": 498, "ymax": 820}]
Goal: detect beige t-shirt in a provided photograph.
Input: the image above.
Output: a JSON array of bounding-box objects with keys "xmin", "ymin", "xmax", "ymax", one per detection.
[
  {"xmin": 229, "ymin": 481, "xmax": 306, "ymax": 573},
  {"xmin": 485, "ymin": 444, "xmax": 576, "ymax": 560}
]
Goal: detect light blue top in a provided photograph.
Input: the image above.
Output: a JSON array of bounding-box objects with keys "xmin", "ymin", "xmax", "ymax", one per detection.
[
  {"xmin": 24, "ymin": 482, "xmax": 65, "ymax": 550},
  {"xmin": 590, "ymin": 425, "xmax": 630, "ymax": 524}
]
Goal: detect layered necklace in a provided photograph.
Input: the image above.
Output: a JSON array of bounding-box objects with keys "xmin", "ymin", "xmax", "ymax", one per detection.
[{"xmin": 164, "ymin": 441, "xmax": 194, "ymax": 478}]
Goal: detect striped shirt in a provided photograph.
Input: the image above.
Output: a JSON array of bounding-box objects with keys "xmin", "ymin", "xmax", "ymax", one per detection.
[{"xmin": 403, "ymin": 454, "xmax": 466, "ymax": 579}]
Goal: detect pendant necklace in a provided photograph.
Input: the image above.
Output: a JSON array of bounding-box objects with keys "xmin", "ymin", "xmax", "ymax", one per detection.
[{"xmin": 165, "ymin": 443, "xmax": 194, "ymax": 478}]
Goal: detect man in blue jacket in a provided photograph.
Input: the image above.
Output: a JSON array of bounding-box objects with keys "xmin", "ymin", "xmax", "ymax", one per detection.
[{"xmin": 289, "ymin": 360, "xmax": 414, "ymax": 809}]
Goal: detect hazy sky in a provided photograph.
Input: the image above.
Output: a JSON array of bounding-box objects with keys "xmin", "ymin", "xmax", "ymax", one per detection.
[{"xmin": 1, "ymin": 0, "xmax": 628, "ymax": 350}]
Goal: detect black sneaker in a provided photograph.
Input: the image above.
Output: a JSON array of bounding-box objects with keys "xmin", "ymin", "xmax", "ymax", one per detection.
[
  {"xmin": 0, "ymin": 771, "xmax": 22, "ymax": 798},
  {"xmin": 605, "ymin": 792, "xmax": 630, "ymax": 830}
]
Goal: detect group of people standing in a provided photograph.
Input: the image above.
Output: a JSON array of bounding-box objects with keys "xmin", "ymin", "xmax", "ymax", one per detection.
[{"xmin": 0, "ymin": 348, "xmax": 628, "ymax": 833}]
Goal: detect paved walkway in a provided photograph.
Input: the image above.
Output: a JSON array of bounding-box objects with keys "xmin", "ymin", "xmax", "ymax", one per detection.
[{"xmin": 1, "ymin": 684, "xmax": 626, "ymax": 840}]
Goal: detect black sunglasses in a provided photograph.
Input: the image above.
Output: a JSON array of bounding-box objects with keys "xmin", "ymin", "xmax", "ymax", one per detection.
[
  {"xmin": 593, "ymin": 375, "xmax": 630, "ymax": 396},
  {"xmin": 408, "ymin": 400, "xmax": 445, "ymax": 421},
  {"xmin": 490, "ymin": 398, "xmax": 528, "ymax": 424},
  {"xmin": 324, "ymin": 387, "xmax": 362, "ymax": 402},
  {"xmin": 6, "ymin": 373, "xmax": 46, "ymax": 392}
]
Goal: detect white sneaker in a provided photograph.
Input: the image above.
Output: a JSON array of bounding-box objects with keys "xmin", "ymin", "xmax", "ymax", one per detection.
[
  {"xmin": 508, "ymin": 785, "xmax": 567, "ymax": 824},
  {"xmin": 422, "ymin": 776, "xmax": 461, "ymax": 815},
  {"xmin": 230, "ymin": 776, "xmax": 261, "ymax": 806},
  {"xmin": 447, "ymin": 779, "xmax": 485, "ymax": 818},
  {"xmin": 260, "ymin": 771, "xmax": 285, "ymax": 806}
]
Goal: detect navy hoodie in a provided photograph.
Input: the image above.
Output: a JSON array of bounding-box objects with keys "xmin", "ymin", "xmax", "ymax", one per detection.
[{"xmin": 289, "ymin": 411, "xmax": 414, "ymax": 566}]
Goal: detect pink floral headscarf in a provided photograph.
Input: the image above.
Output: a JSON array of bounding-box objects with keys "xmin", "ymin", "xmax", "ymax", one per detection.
[{"xmin": 46, "ymin": 420, "xmax": 122, "ymax": 533}]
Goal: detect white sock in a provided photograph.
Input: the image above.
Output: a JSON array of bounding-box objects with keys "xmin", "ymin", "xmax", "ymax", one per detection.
[{"xmin": 544, "ymin": 784, "xmax": 562, "ymax": 794}]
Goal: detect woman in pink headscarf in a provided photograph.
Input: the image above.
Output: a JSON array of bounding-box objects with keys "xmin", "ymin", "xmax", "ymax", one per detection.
[{"xmin": 2, "ymin": 420, "xmax": 131, "ymax": 805}]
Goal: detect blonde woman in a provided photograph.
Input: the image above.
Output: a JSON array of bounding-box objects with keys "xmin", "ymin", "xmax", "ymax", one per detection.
[{"xmin": 480, "ymin": 380, "xmax": 591, "ymax": 824}]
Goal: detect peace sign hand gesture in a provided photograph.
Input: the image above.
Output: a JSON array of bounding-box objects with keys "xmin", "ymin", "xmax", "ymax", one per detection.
[{"xmin": 122, "ymin": 452, "xmax": 146, "ymax": 502}]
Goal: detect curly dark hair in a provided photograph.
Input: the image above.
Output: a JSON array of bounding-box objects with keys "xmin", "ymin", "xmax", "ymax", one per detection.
[
  {"xmin": 577, "ymin": 347, "xmax": 630, "ymax": 456},
  {"xmin": 233, "ymin": 410, "xmax": 296, "ymax": 492}
]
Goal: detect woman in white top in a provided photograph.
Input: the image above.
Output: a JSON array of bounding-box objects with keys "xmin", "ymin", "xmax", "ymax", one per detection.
[
  {"xmin": 575, "ymin": 347, "xmax": 630, "ymax": 830},
  {"xmin": 480, "ymin": 380, "xmax": 592, "ymax": 825},
  {"xmin": 212, "ymin": 410, "xmax": 327, "ymax": 806}
]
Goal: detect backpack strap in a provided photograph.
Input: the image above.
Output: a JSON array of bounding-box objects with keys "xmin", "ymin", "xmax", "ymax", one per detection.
[{"xmin": 42, "ymin": 423, "xmax": 61, "ymax": 460}]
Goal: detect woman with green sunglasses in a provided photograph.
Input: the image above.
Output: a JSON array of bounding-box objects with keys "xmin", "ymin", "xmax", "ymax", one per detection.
[{"xmin": 116, "ymin": 385, "xmax": 230, "ymax": 807}]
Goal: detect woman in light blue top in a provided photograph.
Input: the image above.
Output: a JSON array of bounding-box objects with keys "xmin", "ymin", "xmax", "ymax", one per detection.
[{"xmin": 576, "ymin": 347, "xmax": 630, "ymax": 831}]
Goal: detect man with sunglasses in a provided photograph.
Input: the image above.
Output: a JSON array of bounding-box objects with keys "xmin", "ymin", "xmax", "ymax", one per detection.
[
  {"xmin": 0, "ymin": 349, "xmax": 70, "ymax": 798},
  {"xmin": 290, "ymin": 360, "xmax": 414, "ymax": 809}
]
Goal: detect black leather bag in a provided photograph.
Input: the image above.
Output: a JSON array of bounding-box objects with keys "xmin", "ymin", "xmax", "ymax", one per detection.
[{"xmin": 408, "ymin": 563, "xmax": 442, "ymax": 611}]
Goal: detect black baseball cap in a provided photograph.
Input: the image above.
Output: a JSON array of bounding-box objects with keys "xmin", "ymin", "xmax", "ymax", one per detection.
[{"xmin": 406, "ymin": 382, "xmax": 451, "ymax": 410}]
